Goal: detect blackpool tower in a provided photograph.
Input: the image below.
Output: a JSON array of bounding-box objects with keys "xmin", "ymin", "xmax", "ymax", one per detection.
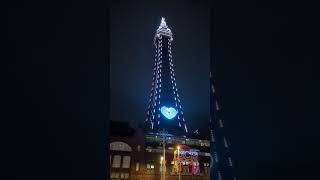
[{"xmin": 145, "ymin": 18, "xmax": 188, "ymax": 136}]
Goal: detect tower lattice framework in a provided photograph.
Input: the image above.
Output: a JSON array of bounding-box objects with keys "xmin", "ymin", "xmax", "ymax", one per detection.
[{"xmin": 145, "ymin": 18, "xmax": 188, "ymax": 136}]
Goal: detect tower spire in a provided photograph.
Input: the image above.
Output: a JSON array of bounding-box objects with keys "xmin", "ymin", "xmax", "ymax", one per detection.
[
  {"xmin": 155, "ymin": 17, "xmax": 173, "ymax": 41},
  {"xmin": 160, "ymin": 17, "xmax": 167, "ymax": 26}
]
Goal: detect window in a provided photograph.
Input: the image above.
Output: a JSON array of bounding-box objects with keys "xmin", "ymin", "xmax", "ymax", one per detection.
[
  {"xmin": 219, "ymin": 119, "xmax": 224, "ymax": 128},
  {"xmin": 120, "ymin": 173, "xmax": 129, "ymax": 179},
  {"xmin": 135, "ymin": 162, "xmax": 140, "ymax": 171},
  {"xmin": 147, "ymin": 160, "xmax": 154, "ymax": 170},
  {"xmin": 210, "ymin": 130, "xmax": 215, "ymax": 142},
  {"xmin": 214, "ymin": 152, "xmax": 219, "ymax": 163},
  {"xmin": 183, "ymin": 165, "xmax": 189, "ymax": 173},
  {"xmin": 204, "ymin": 162, "xmax": 210, "ymax": 174},
  {"xmin": 218, "ymin": 171, "xmax": 222, "ymax": 180},
  {"xmin": 122, "ymin": 156, "xmax": 131, "ymax": 168},
  {"xmin": 112, "ymin": 155, "xmax": 121, "ymax": 168},
  {"xmin": 124, "ymin": 173, "xmax": 129, "ymax": 179},
  {"xmin": 110, "ymin": 142, "xmax": 132, "ymax": 152},
  {"xmin": 137, "ymin": 145, "xmax": 141, "ymax": 152},
  {"xmin": 111, "ymin": 172, "xmax": 120, "ymax": 178},
  {"xmin": 216, "ymin": 101, "xmax": 220, "ymax": 110},
  {"xmin": 224, "ymin": 137, "xmax": 228, "ymax": 148},
  {"xmin": 204, "ymin": 167, "xmax": 209, "ymax": 174},
  {"xmin": 228, "ymin": 157, "xmax": 233, "ymax": 167}
]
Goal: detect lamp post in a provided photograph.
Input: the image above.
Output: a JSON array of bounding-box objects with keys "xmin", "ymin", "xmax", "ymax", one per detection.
[
  {"xmin": 160, "ymin": 156, "xmax": 164, "ymax": 180},
  {"xmin": 160, "ymin": 129, "xmax": 167, "ymax": 180},
  {"xmin": 177, "ymin": 145, "xmax": 181, "ymax": 180}
]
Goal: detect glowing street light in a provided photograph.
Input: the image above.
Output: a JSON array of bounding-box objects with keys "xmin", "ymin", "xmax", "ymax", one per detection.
[
  {"xmin": 160, "ymin": 156, "xmax": 164, "ymax": 180},
  {"xmin": 177, "ymin": 145, "xmax": 181, "ymax": 180}
]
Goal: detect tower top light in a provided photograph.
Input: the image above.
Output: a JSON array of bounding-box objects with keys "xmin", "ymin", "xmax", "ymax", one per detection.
[
  {"xmin": 160, "ymin": 17, "xmax": 167, "ymax": 26},
  {"xmin": 155, "ymin": 17, "xmax": 173, "ymax": 41}
]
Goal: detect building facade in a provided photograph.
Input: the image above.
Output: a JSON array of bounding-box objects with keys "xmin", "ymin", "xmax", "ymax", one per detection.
[{"xmin": 110, "ymin": 121, "xmax": 210, "ymax": 180}]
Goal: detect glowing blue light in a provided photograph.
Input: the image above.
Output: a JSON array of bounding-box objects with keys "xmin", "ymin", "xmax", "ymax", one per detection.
[{"xmin": 160, "ymin": 106, "xmax": 178, "ymax": 120}]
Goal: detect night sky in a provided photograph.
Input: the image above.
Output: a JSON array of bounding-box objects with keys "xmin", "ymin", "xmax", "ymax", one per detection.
[
  {"xmin": 110, "ymin": 0, "xmax": 210, "ymax": 134},
  {"xmin": 4, "ymin": 0, "xmax": 317, "ymax": 180}
]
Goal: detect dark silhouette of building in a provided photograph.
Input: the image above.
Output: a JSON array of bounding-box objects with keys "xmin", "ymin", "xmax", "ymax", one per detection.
[{"xmin": 209, "ymin": 72, "xmax": 237, "ymax": 180}]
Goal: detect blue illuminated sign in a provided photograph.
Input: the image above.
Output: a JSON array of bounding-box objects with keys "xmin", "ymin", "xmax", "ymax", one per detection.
[{"xmin": 160, "ymin": 106, "xmax": 178, "ymax": 119}]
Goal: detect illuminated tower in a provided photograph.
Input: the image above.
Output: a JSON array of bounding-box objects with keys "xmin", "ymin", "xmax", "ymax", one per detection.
[
  {"xmin": 210, "ymin": 71, "xmax": 237, "ymax": 180},
  {"xmin": 145, "ymin": 17, "xmax": 187, "ymax": 136}
]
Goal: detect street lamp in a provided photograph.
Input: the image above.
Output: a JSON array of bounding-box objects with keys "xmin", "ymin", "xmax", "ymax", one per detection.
[
  {"xmin": 160, "ymin": 156, "xmax": 164, "ymax": 180},
  {"xmin": 177, "ymin": 145, "xmax": 181, "ymax": 180},
  {"xmin": 160, "ymin": 129, "xmax": 167, "ymax": 180}
]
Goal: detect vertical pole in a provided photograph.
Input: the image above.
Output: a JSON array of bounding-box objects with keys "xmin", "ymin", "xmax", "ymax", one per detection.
[
  {"xmin": 163, "ymin": 135, "xmax": 166, "ymax": 180},
  {"xmin": 178, "ymin": 146, "xmax": 181, "ymax": 180},
  {"xmin": 160, "ymin": 157, "xmax": 163, "ymax": 180}
]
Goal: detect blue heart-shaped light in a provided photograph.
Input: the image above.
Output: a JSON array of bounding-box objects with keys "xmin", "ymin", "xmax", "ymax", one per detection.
[{"xmin": 161, "ymin": 106, "xmax": 178, "ymax": 120}]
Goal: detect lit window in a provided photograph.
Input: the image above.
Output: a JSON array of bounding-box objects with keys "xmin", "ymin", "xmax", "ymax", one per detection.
[
  {"xmin": 112, "ymin": 155, "xmax": 121, "ymax": 168},
  {"xmin": 224, "ymin": 137, "xmax": 228, "ymax": 148},
  {"xmin": 124, "ymin": 173, "xmax": 129, "ymax": 179},
  {"xmin": 111, "ymin": 172, "xmax": 120, "ymax": 178},
  {"xmin": 120, "ymin": 173, "xmax": 129, "ymax": 179},
  {"xmin": 136, "ymin": 162, "xmax": 140, "ymax": 171},
  {"xmin": 122, "ymin": 156, "xmax": 131, "ymax": 168},
  {"xmin": 147, "ymin": 163, "xmax": 151, "ymax": 169},
  {"xmin": 214, "ymin": 152, "xmax": 219, "ymax": 163},
  {"xmin": 110, "ymin": 142, "xmax": 132, "ymax": 152},
  {"xmin": 216, "ymin": 101, "xmax": 220, "ymax": 110},
  {"xmin": 218, "ymin": 171, "xmax": 222, "ymax": 180},
  {"xmin": 228, "ymin": 157, "xmax": 233, "ymax": 166},
  {"xmin": 137, "ymin": 145, "xmax": 141, "ymax": 152},
  {"xmin": 219, "ymin": 119, "xmax": 224, "ymax": 128},
  {"xmin": 151, "ymin": 164, "xmax": 154, "ymax": 169},
  {"xmin": 183, "ymin": 165, "xmax": 189, "ymax": 173},
  {"xmin": 204, "ymin": 164, "xmax": 209, "ymax": 174},
  {"xmin": 121, "ymin": 173, "xmax": 125, "ymax": 179}
]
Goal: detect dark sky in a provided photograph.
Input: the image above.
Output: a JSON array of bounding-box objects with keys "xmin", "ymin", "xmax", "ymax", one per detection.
[
  {"xmin": 4, "ymin": 0, "xmax": 317, "ymax": 180},
  {"xmin": 110, "ymin": 0, "xmax": 210, "ymax": 134}
]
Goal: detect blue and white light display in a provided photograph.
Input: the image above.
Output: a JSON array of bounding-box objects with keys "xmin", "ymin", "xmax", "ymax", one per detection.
[
  {"xmin": 145, "ymin": 17, "xmax": 188, "ymax": 135},
  {"xmin": 160, "ymin": 106, "xmax": 178, "ymax": 120}
]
